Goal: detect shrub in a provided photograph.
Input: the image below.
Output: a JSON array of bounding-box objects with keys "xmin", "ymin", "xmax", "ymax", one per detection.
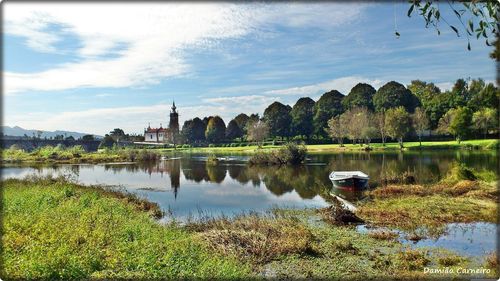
[
  {"xmin": 208, "ymin": 144, "xmax": 215, "ymax": 148},
  {"xmin": 445, "ymin": 162, "xmax": 477, "ymax": 182},
  {"xmin": 248, "ymin": 142, "xmax": 307, "ymax": 165}
]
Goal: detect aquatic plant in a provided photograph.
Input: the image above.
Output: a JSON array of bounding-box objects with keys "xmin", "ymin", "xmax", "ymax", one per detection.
[{"xmin": 248, "ymin": 142, "xmax": 306, "ymax": 165}]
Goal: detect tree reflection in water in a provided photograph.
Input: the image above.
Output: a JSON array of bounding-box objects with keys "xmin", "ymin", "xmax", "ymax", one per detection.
[{"xmin": 35, "ymin": 150, "xmax": 496, "ymax": 202}]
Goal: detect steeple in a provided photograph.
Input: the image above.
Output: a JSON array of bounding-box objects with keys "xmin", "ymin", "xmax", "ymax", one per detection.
[{"xmin": 171, "ymin": 100, "xmax": 177, "ymax": 113}]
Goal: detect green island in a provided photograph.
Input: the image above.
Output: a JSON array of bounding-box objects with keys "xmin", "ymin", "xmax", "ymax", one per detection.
[{"xmin": 2, "ymin": 159, "xmax": 497, "ymax": 279}]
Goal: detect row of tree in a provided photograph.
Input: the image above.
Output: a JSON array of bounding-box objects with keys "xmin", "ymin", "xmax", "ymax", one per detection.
[{"xmin": 178, "ymin": 78, "xmax": 498, "ymax": 145}]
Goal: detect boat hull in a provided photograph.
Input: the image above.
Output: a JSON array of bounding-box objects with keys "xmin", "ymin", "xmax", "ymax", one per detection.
[{"xmin": 331, "ymin": 177, "xmax": 369, "ymax": 191}]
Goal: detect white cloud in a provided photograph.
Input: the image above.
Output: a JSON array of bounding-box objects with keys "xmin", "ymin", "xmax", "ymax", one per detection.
[
  {"xmin": 265, "ymin": 76, "xmax": 386, "ymax": 96},
  {"xmin": 4, "ymin": 2, "xmax": 369, "ymax": 94}
]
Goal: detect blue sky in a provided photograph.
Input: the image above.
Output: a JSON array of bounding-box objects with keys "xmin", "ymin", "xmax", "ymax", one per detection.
[{"xmin": 3, "ymin": 2, "xmax": 495, "ymax": 135}]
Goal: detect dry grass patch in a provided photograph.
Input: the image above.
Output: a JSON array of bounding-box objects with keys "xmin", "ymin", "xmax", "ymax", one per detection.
[
  {"xmin": 367, "ymin": 230, "xmax": 399, "ymax": 241},
  {"xmin": 187, "ymin": 214, "xmax": 316, "ymax": 265},
  {"xmin": 317, "ymin": 198, "xmax": 364, "ymax": 225}
]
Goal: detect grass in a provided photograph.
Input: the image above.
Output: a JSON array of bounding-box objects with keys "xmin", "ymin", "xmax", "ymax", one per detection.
[
  {"xmin": 2, "ymin": 175, "xmax": 497, "ymax": 280},
  {"xmin": 1, "ymin": 145, "xmax": 161, "ymax": 164},
  {"xmin": 184, "ymin": 208, "xmax": 486, "ymax": 279},
  {"xmin": 3, "ymin": 139, "xmax": 497, "ymax": 164},
  {"xmin": 307, "ymin": 139, "xmax": 499, "ymax": 152},
  {"xmin": 1, "ymin": 176, "xmax": 250, "ymax": 280},
  {"xmin": 168, "ymin": 139, "xmax": 498, "ymax": 154},
  {"xmin": 357, "ymin": 168, "xmax": 498, "ymax": 236}
]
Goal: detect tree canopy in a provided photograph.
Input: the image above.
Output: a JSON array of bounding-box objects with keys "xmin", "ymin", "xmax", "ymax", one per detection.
[
  {"xmin": 373, "ymin": 81, "xmax": 420, "ymax": 113},
  {"xmin": 313, "ymin": 90, "xmax": 344, "ymax": 137},
  {"xmin": 385, "ymin": 106, "xmax": 411, "ymax": 148},
  {"xmin": 290, "ymin": 97, "xmax": 315, "ymax": 138},
  {"xmin": 342, "ymin": 83, "xmax": 376, "ymax": 111},
  {"xmin": 225, "ymin": 119, "xmax": 244, "ymax": 140},
  {"xmin": 263, "ymin": 102, "xmax": 292, "ymax": 138},
  {"xmin": 205, "ymin": 116, "xmax": 226, "ymax": 143}
]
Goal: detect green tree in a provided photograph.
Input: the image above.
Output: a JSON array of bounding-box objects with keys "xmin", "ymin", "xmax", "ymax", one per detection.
[
  {"xmin": 181, "ymin": 119, "xmax": 195, "ymax": 143},
  {"xmin": 437, "ymin": 109, "xmax": 455, "ymax": 136},
  {"xmin": 290, "ymin": 97, "xmax": 315, "ymax": 139},
  {"xmin": 225, "ymin": 119, "xmax": 243, "ymax": 140},
  {"xmin": 468, "ymin": 82, "xmax": 500, "ymax": 111},
  {"xmin": 205, "ymin": 116, "xmax": 226, "ymax": 143},
  {"xmin": 424, "ymin": 91, "xmax": 456, "ymax": 129},
  {"xmin": 109, "ymin": 128, "xmax": 126, "ymax": 141},
  {"xmin": 449, "ymin": 107, "xmax": 473, "ymax": 143},
  {"xmin": 313, "ymin": 90, "xmax": 344, "ymax": 137},
  {"xmin": 191, "ymin": 117, "xmax": 206, "ymax": 142},
  {"xmin": 373, "ymin": 81, "xmax": 420, "ymax": 113},
  {"xmin": 472, "ymin": 108, "xmax": 497, "ymax": 139},
  {"xmin": 234, "ymin": 113, "xmax": 250, "ymax": 130},
  {"xmin": 412, "ymin": 107, "xmax": 430, "ymax": 146},
  {"xmin": 99, "ymin": 134, "xmax": 115, "ymax": 149},
  {"xmin": 385, "ymin": 107, "xmax": 411, "ymax": 149},
  {"xmin": 450, "ymin": 78, "xmax": 470, "ymax": 107},
  {"xmin": 263, "ymin": 102, "xmax": 292, "ymax": 139},
  {"xmin": 407, "ymin": 80, "xmax": 441, "ymax": 107},
  {"xmin": 81, "ymin": 134, "xmax": 95, "ymax": 141},
  {"xmin": 342, "ymin": 83, "xmax": 376, "ymax": 111}
]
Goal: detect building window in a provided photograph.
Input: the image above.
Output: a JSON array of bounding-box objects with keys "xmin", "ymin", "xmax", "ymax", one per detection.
[{"xmin": 150, "ymin": 135, "xmax": 153, "ymax": 139}]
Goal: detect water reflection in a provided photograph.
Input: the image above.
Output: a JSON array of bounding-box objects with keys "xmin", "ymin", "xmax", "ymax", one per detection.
[{"xmin": 2, "ymin": 151, "xmax": 496, "ymax": 217}]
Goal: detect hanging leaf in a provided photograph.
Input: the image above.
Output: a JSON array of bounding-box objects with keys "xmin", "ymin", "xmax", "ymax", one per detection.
[
  {"xmin": 408, "ymin": 4, "xmax": 414, "ymax": 17},
  {"xmin": 395, "ymin": 31, "xmax": 401, "ymax": 38},
  {"xmin": 450, "ymin": 26, "xmax": 459, "ymax": 36},
  {"xmin": 486, "ymin": 39, "xmax": 491, "ymax": 46},
  {"xmin": 435, "ymin": 10, "xmax": 440, "ymax": 20},
  {"xmin": 467, "ymin": 42, "xmax": 471, "ymax": 51}
]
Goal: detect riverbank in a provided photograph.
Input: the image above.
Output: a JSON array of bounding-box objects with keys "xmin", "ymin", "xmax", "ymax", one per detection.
[
  {"xmin": 1, "ymin": 146, "xmax": 160, "ymax": 164},
  {"xmin": 2, "ymin": 139, "xmax": 497, "ymax": 164},
  {"xmin": 170, "ymin": 139, "xmax": 499, "ymax": 154},
  {"xmin": 2, "ymin": 176, "xmax": 497, "ymax": 279}
]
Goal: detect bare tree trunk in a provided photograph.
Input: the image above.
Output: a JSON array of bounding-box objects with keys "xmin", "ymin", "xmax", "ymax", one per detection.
[{"xmin": 399, "ymin": 137, "xmax": 404, "ymax": 149}]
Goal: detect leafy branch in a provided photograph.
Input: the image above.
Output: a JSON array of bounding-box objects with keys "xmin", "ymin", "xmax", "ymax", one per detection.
[{"xmin": 407, "ymin": 0, "xmax": 498, "ymax": 51}]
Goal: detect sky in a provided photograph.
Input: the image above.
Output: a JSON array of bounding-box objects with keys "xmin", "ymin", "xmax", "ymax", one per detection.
[{"xmin": 3, "ymin": 2, "xmax": 496, "ymax": 136}]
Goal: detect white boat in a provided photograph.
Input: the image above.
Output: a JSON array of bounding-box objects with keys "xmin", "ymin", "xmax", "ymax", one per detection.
[{"xmin": 329, "ymin": 171, "xmax": 369, "ymax": 190}]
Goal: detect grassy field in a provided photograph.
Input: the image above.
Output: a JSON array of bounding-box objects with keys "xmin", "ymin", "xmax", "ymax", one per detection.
[
  {"xmin": 2, "ymin": 175, "xmax": 498, "ymax": 279},
  {"xmin": 1, "ymin": 145, "xmax": 160, "ymax": 164},
  {"xmin": 168, "ymin": 139, "xmax": 499, "ymax": 154},
  {"xmin": 1, "ymin": 177, "xmax": 249, "ymax": 280}
]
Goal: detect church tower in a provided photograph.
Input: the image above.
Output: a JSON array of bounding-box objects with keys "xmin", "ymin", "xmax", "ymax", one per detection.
[{"xmin": 169, "ymin": 101, "xmax": 179, "ymax": 134}]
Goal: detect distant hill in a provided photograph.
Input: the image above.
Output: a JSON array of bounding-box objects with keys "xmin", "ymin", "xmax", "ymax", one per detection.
[{"xmin": 1, "ymin": 126, "xmax": 102, "ymax": 139}]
